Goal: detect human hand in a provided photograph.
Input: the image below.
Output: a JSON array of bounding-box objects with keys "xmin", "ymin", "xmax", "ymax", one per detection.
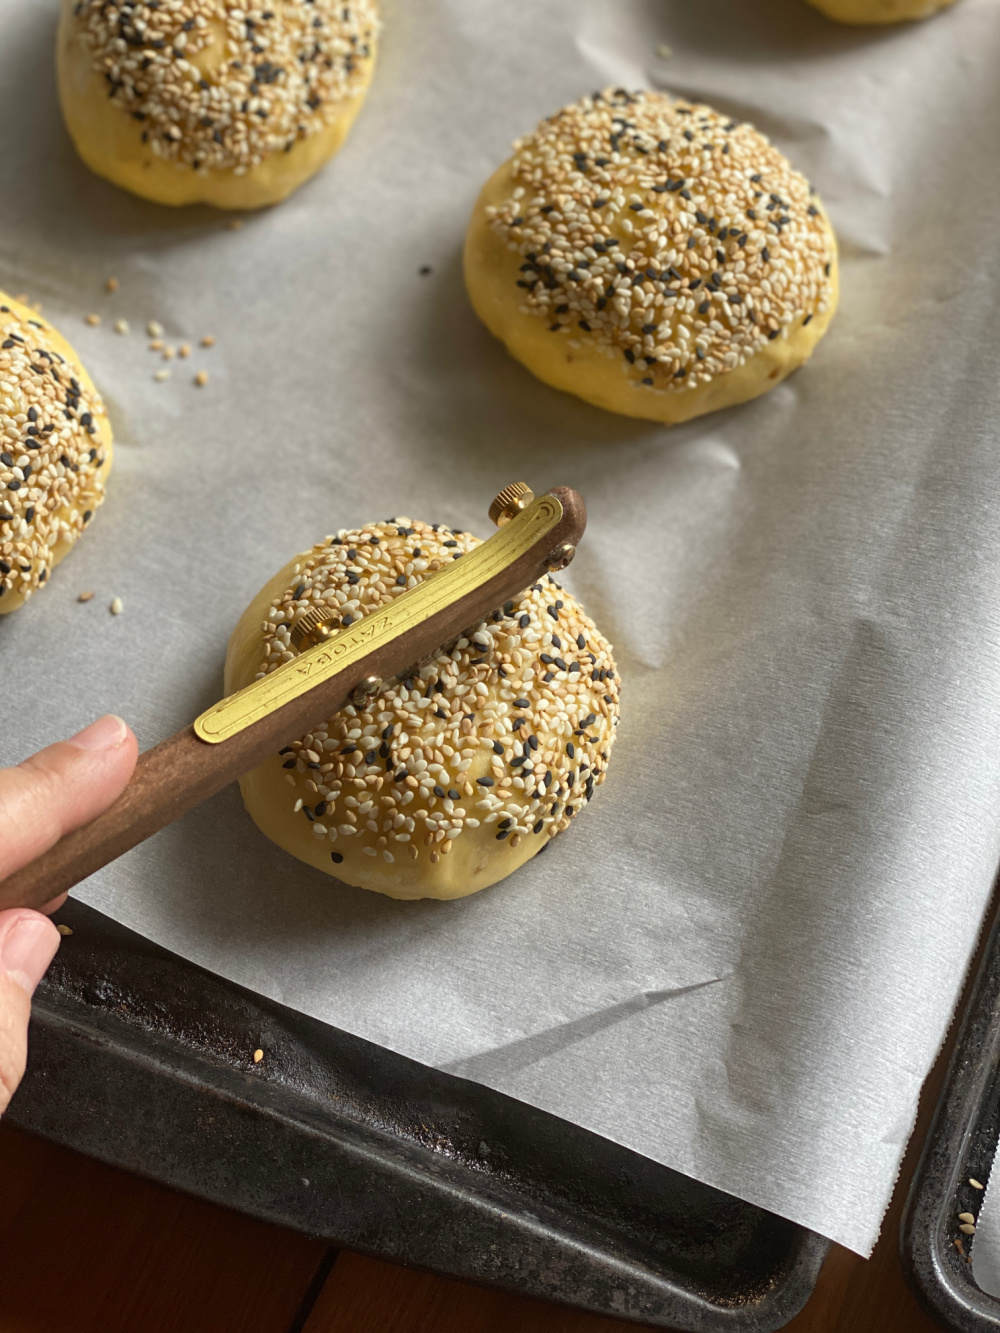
[{"xmin": 0, "ymin": 714, "xmax": 138, "ymax": 1114}]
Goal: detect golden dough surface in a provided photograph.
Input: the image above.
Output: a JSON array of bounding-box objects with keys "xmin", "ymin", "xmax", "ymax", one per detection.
[
  {"xmin": 57, "ymin": 0, "xmax": 378, "ymax": 209},
  {"xmin": 0, "ymin": 293, "xmax": 112, "ymax": 614},
  {"xmin": 805, "ymin": 0, "xmax": 956, "ymax": 22},
  {"xmin": 226, "ymin": 518, "xmax": 620, "ymax": 900},
  {"xmin": 464, "ymin": 89, "xmax": 838, "ymax": 425}
]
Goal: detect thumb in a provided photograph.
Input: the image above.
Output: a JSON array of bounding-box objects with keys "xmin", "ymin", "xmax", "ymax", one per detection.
[
  {"xmin": 0, "ymin": 910, "xmax": 60, "ymax": 1115},
  {"xmin": 0, "ymin": 714, "xmax": 138, "ymax": 881}
]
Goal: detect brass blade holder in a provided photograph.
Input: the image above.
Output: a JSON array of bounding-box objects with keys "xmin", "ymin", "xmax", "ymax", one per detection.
[
  {"xmin": 194, "ymin": 484, "xmax": 573, "ymax": 744},
  {"xmin": 289, "ymin": 482, "xmax": 576, "ymax": 683}
]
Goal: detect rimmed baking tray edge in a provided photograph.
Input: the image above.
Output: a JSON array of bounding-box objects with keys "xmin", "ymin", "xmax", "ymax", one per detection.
[
  {"xmin": 902, "ymin": 889, "xmax": 1000, "ymax": 1331},
  {"xmin": 9, "ymin": 899, "xmax": 829, "ymax": 1332}
]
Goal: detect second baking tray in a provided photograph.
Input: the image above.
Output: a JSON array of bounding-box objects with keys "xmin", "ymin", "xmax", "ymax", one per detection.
[
  {"xmin": 10, "ymin": 897, "xmax": 828, "ymax": 1332},
  {"xmin": 902, "ymin": 884, "xmax": 1000, "ymax": 1331}
]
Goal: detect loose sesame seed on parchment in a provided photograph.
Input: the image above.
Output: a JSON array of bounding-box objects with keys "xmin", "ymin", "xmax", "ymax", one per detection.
[
  {"xmin": 264, "ymin": 520, "xmax": 620, "ymax": 867},
  {"xmin": 487, "ymin": 88, "xmax": 835, "ymax": 395}
]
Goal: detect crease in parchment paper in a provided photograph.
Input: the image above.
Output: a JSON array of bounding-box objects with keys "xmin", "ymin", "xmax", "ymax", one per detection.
[
  {"xmin": 444, "ymin": 976, "xmax": 731, "ymax": 1081},
  {"xmin": 3, "ymin": 0, "xmax": 1000, "ymax": 1259}
]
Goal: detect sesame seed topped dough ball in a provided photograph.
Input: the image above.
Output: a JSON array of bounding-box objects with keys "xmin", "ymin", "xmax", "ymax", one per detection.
[
  {"xmin": 805, "ymin": 0, "xmax": 957, "ymax": 22},
  {"xmin": 225, "ymin": 519, "xmax": 620, "ymax": 900},
  {"xmin": 464, "ymin": 89, "xmax": 839, "ymax": 425},
  {"xmin": 57, "ymin": 0, "xmax": 379, "ymax": 210},
  {"xmin": 0, "ymin": 294, "xmax": 112, "ymax": 614}
]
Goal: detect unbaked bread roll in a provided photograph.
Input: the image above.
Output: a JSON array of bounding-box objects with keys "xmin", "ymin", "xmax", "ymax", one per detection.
[
  {"xmin": 805, "ymin": 0, "xmax": 956, "ymax": 21},
  {"xmin": 226, "ymin": 518, "xmax": 620, "ymax": 900},
  {"xmin": 0, "ymin": 294, "xmax": 112, "ymax": 613},
  {"xmin": 57, "ymin": 0, "xmax": 379, "ymax": 210},
  {"xmin": 465, "ymin": 89, "xmax": 838, "ymax": 425}
]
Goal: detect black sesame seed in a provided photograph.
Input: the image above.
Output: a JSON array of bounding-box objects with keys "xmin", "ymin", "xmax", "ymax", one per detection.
[{"xmin": 331, "ymin": 851, "xmax": 344, "ymax": 864}]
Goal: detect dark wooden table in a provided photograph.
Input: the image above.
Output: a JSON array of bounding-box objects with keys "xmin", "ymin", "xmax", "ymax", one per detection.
[
  {"xmin": 7, "ymin": 881, "xmax": 987, "ymax": 1333},
  {"xmin": 0, "ymin": 1085, "xmax": 950, "ymax": 1333}
]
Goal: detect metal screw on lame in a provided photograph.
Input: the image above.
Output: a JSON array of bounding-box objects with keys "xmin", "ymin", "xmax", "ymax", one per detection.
[
  {"xmin": 289, "ymin": 604, "xmax": 338, "ymax": 651},
  {"xmin": 349, "ymin": 676, "xmax": 382, "ymax": 708},
  {"xmin": 489, "ymin": 482, "xmax": 534, "ymax": 527},
  {"xmin": 546, "ymin": 542, "xmax": 576, "ymax": 572}
]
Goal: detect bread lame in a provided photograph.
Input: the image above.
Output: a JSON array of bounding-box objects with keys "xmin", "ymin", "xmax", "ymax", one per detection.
[{"xmin": 0, "ymin": 484, "xmax": 585, "ymax": 912}]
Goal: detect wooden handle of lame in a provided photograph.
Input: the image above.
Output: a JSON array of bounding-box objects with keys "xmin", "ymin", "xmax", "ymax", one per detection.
[{"xmin": 0, "ymin": 487, "xmax": 586, "ymax": 911}]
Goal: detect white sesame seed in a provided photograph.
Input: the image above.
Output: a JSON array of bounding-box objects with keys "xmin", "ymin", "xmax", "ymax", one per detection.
[
  {"xmin": 110, "ymin": 596, "xmax": 123, "ymax": 615},
  {"xmin": 971, "ymin": 1178, "xmax": 986, "ymax": 1190},
  {"xmin": 959, "ymin": 1223, "xmax": 976, "ymax": 1235},
  {"xmin": 147, "ymin": 321, "xmax": 164, "ymax": 338},
  {"xmin": 153, "ymin": 368, "xmax": 170, "ymax": 382},
  {"xmin": 113, "ymin": 318, "xmax": 129, "ymax": 335}
]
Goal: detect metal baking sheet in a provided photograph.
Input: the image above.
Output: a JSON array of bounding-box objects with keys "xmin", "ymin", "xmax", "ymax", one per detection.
[
  {"xmin": 11, "ymin": 900, "xmax": 829, "ymax": 1333},
  {"xmin": 902, "ymin": 886, "xmax": 1000, "ymax": 1333},
  {"xmin": 5, "ymin": 0, "xmax": 1000, "ymax": 1266}
]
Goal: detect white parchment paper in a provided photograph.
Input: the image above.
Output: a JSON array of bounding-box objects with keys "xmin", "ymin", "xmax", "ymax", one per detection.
[{"xmin": 4, "ymin": 0, "xmax": 1000, "ymax": 1258}]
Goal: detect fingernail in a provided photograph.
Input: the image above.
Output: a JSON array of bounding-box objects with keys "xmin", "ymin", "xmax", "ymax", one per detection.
[
  {"xmin": 0, "ymin": 912, "xmax": 59, "ymax": 996},
  {"xmin": 69, "ymin": 714, "xmax": 128, "ymax": 752}
]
